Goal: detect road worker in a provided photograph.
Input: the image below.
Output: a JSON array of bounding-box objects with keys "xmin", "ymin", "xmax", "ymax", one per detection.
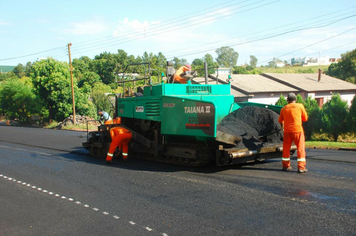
[
  {"xmin": 98, "ymin": 111, "xmax": 112, "ymax": 125},
  {"xmin": 106, "ymin": 117, "xmax": 132, "ymax": 164},
  {"xmin": 173, "ymin": 64, "xmax": 191, "ymax": 84},
  {"xmin": 278, "ymin": 93, "xmax": 308, "ymax": 173}
]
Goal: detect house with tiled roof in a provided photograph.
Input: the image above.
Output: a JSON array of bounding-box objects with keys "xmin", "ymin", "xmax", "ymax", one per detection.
[
  {"xmin": 192, "ymin": 72, "xmax": 356, "ymax": 107},
  {"xmin": 262, "ymin": 73, "xmax": 356, "ymax": 107}
]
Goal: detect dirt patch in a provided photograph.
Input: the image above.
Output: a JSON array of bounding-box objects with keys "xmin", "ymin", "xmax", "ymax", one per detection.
[{"xmin": 56, "ymin": 115, "xmax": 100, "ymax": 129}]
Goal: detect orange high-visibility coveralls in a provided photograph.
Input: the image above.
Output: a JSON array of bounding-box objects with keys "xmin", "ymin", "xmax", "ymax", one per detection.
[
  {"xmin": 104, "ymin": 120, "xmax": 113, "ymax": 125},
  {"xmin": 278, "ymin": 103, "xmax": 308, "ymax": 170},
  {"xmin": 106, "ymin": 127, "xmax": 132, "ymax": 162},
  {"xmin": 173, "ymin": 65, "xmax": 191, "ymax": 84}
]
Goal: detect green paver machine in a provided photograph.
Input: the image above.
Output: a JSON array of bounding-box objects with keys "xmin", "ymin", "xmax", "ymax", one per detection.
[{"xmin": 83, "ymin": 62, "xmax": 292, "ymax": 166}]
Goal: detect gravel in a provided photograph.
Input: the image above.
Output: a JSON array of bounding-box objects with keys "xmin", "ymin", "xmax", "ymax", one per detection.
[{"xmin": 217, "ymin": 106, "xmax": 283, "ymax": 148}]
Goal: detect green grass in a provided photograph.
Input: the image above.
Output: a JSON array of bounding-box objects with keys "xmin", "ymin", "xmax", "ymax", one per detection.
[
  {"xmin": 306, "ymin": 141, "xmax": 356, "ymax": 149},
  {"xmin": 259, "ymin": 65, "xmax": 329, "ymax": 74}
]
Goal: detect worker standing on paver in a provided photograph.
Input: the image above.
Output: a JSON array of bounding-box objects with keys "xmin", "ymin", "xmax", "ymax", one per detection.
[
  {"xmin": 173, "ymin": 64, "xmax": 191, "ymax": 84},
  {"xmin": 98, "ymin": 111, "xmax": 112, "ymax": 125},
  {"xmin": 106, "ymin": 118, "xmax": 132, "ymax": 164},
  {"xmin": 278, "ymin": 93, "xmax": 309, "ymax": 173}
]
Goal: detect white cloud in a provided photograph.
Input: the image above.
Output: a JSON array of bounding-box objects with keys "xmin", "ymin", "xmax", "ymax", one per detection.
[
  {"xmin": 60, "ymin": 17, "xmax": 109, "ymax": 35},
  {"xmin": 0, "ymin": 20, "xmax": 10, "ymax": 26}
]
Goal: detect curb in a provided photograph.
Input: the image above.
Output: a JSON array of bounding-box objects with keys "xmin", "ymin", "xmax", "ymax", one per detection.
[{"xmin": 338, "ymin": 148, "xmax": 356, "ymax": 152}]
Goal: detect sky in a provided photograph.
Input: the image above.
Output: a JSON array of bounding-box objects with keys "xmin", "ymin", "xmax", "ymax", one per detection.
[{"xmin": 1, "ymin": 0, "xmax": 356, "ymax": 67}]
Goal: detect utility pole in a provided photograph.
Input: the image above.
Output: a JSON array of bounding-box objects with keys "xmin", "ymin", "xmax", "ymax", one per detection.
[{"xmin": 68, "ymin": 43, "xmax": 76, "ymax": 125}]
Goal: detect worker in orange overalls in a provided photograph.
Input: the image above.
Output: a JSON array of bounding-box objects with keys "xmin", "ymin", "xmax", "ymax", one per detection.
[
  {"xmin": 278, "ymin": 93, "xmax": 309, "ymax": 173},
  {"xmin": 173, "ymin": 64, "xmax": 191, "ymax": 84},
  {"xmin": 106, "ymin": 117, "xmax": 132, "ymax": 164},
  {"xmin": 98, "ymin": 111, "xmax": 112, "ymax": 125}
]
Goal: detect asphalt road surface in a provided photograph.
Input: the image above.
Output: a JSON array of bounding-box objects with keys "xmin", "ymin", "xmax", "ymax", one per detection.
[{"xmin": 1, "ymin": 124, "xmax": 355, "ymax": 236}]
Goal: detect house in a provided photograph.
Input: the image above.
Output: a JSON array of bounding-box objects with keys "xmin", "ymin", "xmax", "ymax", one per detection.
[
  {"xmin": 262, "ymin": 73, "xmax": 356, "ymax": 107},
  {"xmin": 214, "ymin": 68, "xmax": 231, "ymax": 75},
  {"xmin": 192, "ymin": 72, "xmax": 356, "ymax": 107},
  {"xmin": 291, "ymin": 56, "xmax": 340, "ymax": 67}
]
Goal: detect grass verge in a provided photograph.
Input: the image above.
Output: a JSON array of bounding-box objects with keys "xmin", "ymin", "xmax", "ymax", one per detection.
[{"xmin": 306, "ymin": 141, "xmax": 356, "ymax": 149}]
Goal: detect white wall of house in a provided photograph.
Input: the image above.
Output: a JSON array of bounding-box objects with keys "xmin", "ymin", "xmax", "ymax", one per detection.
[
  {"xmin": 236, "ymin": 91, "xmax": 355, "ymax": 107},
  {"xmin": 276, "ymin": 62, "xmax": 285, "ymax": 68},
  {"xmin": 291, "ymin": 56, "xmax": 333, "ymax": 66},
  {"xmin": 215, "ymin": 68, "xmax": 230, "ymax": 75},
  {"xmin": 247, "ymin": 93, "xmax": 282, "ymax": 105},
  {"xmin": 309, "ymin": 91, "xmax": 355, "ymax": 107}
]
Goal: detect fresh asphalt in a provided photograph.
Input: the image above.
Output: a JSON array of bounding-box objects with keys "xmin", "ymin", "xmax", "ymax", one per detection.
[{"xmin": 1, "ymin": 123, "xmax": 355, "ymax": 235}]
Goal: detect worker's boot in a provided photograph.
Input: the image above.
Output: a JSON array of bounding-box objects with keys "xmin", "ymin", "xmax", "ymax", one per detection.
[
  {"xmin": 282, "ymin": 167, "xmax": 293, "ymax": 171},
  {"xmin": 106, "ymin": 153, "xmax": 113, "ymax": 164},
  {"xmin": 298, "ymin": 168, "xmax": 308, "ymax": 173}
]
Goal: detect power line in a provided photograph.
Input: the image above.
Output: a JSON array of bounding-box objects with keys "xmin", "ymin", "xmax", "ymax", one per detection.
[
  {"xmin": 0, "ymin": 46, "xmax": 65, "ymax": 62},
  {"xmin": 163, "ymin": 7, "xmax": 356, "ymax": 56},
  {"xmin": 74, "ymin": 0, "xmax": 280, "ymax": 53},
  {"xmin": 259, "ymin": 26, "xmax": 356, "ymax": 64},
  {"xmin": 165, "ymin": 14, "xmax": 356, "ymax": 60},
  {"xmin": 74, "ymin": 0, "xmax": 247, "ymax": 47}
]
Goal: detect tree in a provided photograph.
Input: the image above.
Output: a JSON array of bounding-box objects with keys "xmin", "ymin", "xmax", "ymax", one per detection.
[
  {"xmin": 0, "ymin": 78, "xmax": 39, "ymax": 123},
  {"xmin": 13, "ymin": 63, "xmax": 26, "ymax": 78},
  {"xmin": 91, "ymin": 82, "xmax": 113, "ymax": 116},
  {"xmin": 275, "ymin": 94, "xmax": 288, "ymax": 106},
  {"xmin": 250, "ymin": 55, "xmax": 258, "ymax": 68},
  {"xmin": 321, "ymin": 94, "xmax": 348, "ymax": 141},
  {"xmin": 203, "ymin": 53, "xmax": 219, "ymax": 75},
  {"xmin": 268, "ymin": 57, "xmax": 283, "ymax": 68},
  {"xmin": 215, "ymin": 46, "xmax": 239, "ymax": 68},
  {"xmin": 302, "ymin": 97, "xmax": 321, "ymax": 140},
  {"xmin": 30, "ymin": 58, "xmax": 85, "ymax": 121},
  {"xmin": 78, "ymin": 71, "xmax": 101, "ymax": 88},
  {"xmin": 326, "ymin": 48, "xmax": 356, "ymax": 84},
  {"xmin": 172, "ymin": 57, "xmax": 188, "ymax": 69},
  {"xmin": 72, "ymin": 56, "xmax": 92, "ymax": 82},
  {"xmin": 346, "ymin": 95, "xmax": 356, "ymax": 132}
]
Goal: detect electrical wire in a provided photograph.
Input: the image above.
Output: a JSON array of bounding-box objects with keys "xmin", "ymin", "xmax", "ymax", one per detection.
[
  {"xmin": 0, "ymin": 46, "xmax": 65, "ymax": 62},
  {"xmin": 74, "ymin": 0, "xmax": 280, "ymax": 52},
  {"xmin": 163, "ymin": 7, "xmax": 356, "ymax": 56},
  {"xmin": 165, "ymin": 14, "xmax": 356, "ymax": 60},
  {"xmin": 259, "ymin": 26, "xmax": 356, "ymax": 65}
]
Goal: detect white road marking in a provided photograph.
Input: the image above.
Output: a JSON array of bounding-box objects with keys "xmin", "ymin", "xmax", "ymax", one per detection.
[
  {"xmin": 0, "ymin": 145, "xmax": 52, "ymax": 156},
  {"xmin": 1, "ymin": 173, "xmax": 168, "ymax": 235}
]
